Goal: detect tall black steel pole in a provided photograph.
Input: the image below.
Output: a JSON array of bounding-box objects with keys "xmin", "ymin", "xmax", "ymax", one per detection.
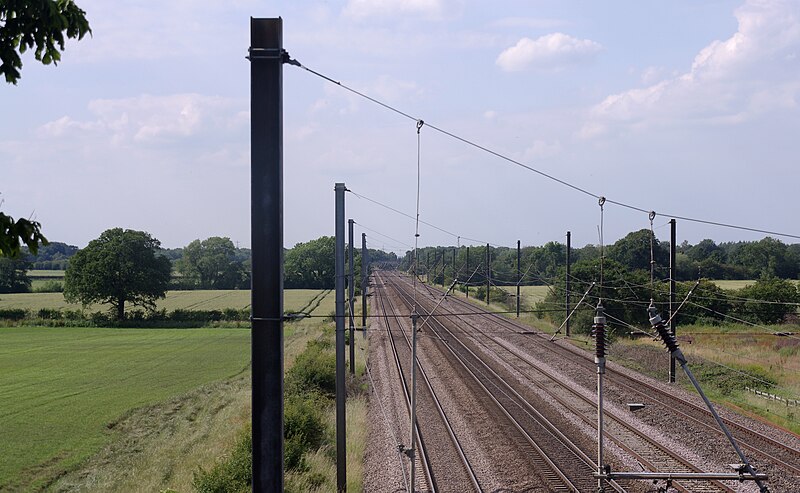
[
  {"xmin": 486, "ymin": 243, "xmax": 490, "ymax": 305},
  {"xmin": 362, "ymin": 233, "xmax": 367, "ymax": 332},
  {"xmin": 669, "ymin": 219, "xmax": 677, "ymax": 383},
  {"xmin": 249, "ymin": 17, "xmax": 284, "ymax": 492},
  {"xmin": 566, "ymin": 231, "xmax": 571, "ymax": 337},
  {"xmin": 426, "ymin": 251, "xmax": 430, "ymax": 281},
  {"xmin": 516, "ymin": 240, "xmax": 521, "ymax": 318},
  {"xmin": 452, "ymin": 247, "xmax": 457, "ymax": 288},
  {"xmin": 348, "ymin": 219, "xmax": 355, "ymax": 374},
  {"xmin": 334, "ymin": 183, "xmax": 347, "ymax": 492},
  {"xmin": 466, "ymin": 246, "xmax": 470, "ymax": 298}
]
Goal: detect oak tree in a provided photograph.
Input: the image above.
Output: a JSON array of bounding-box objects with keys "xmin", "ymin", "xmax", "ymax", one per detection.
[{"xmin": 64, "ymin": 228, "xmax": 171, "ymax": 320}]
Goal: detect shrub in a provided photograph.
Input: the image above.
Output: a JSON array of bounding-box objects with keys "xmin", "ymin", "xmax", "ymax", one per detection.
[
  {"xmin": 192, "ymin": 425, "xmax": 252, "ymax": 493},
  {"xmin": 37, "ymin": 308, "xmax": 62, "ymax": 320},
  {"xmin": 33, "ymin": 280, "xmax": 63, "ymax": 293},
  {"xmin": 0, "ymin": 309, "xmax": 27, "ymax": 321},
  {"xmin": 286, "ymin": 340, "xmax": 336, "ymax": 396}
]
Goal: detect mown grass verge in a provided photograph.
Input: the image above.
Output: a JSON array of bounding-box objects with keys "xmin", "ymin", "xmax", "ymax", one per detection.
[{"xmin": 193, "ymin": 313, "xmax": 368, "ymax": 492}]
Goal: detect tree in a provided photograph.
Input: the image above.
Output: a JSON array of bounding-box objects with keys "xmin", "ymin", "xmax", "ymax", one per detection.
[
  {"xmin": 0, "ymin": 211, "xmax": 47, "ymax": 256},
  {"xmin": 734, "ymin": 278, "xmax": 799, "ymax": 325},
  {"xmin": 284, "ymin": 237, "xmax": 335, "ymax": 289},
  {"xmin": 0, "ymin": 256, "xmax": 31, "ymax": 293},
  {"xmin": 177, "ymin": 237, "xmax": 246, "ymax": 289},
  {"xmin": 1, "ymin": 0, "xmax": 91, "ymax": 84},
  {"xmin": 64, "ymin": 228, "xmax": 171, "ymax": 320}
]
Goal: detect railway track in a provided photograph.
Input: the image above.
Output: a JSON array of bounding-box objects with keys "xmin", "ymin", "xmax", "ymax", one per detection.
[
  {"xmin": 415, "ymin": 275, "xmax": 800, "ymax": 479},
  {"xmin": 395, "ymin": 271, "xmax": 800, "ymax": 490},
  {"xmin": 374, "ymin": 273, "xmax": 480, "ymax": 492},
  {"xmin": 377, "ymin": 271, "xmax": 629, "ymax": 492},
  {"xmin": 380, "ymin": 270, "xmax": 793, "ymax": 492}
]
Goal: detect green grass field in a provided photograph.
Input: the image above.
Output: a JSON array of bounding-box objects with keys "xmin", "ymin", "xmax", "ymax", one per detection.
[
  {"xmin": 0, "ymin": 327, "xmax": 251, "ymax": 491},
  {"xmin": 0, "ymin": 289, "xmax": 329, "ymax": 314},
  {"xmin": 28, "ymin": 270, "xmax": 66, "ymax": 279},
  {"xmin": 499, "ymin": 285, "xmax": 551, "ymax": 309},
  {"xmin": 0, "ymin": 289, "xmax": 336, "ymax": 491}
]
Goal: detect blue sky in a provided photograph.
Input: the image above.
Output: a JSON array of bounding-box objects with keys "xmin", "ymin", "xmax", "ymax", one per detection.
[{"xmin": 2, "ymin": 0, "xmax": 798, "ymax": 254}]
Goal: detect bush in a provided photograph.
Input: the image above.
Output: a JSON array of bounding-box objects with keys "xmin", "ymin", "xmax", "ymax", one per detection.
[
  {"xmin": 33, "ymin": 280, "xmax": 63, "ymax": 293},
  {"xmin": 37, "ymin": 308, "xmax": 62, "ymax": 320},
  {"xmin": 286, "ymin": 340, "xmax": 336, "ymax": 396},
  {"xmin": 0, "ymin": 308, "xmax": 27, "ymax": 320},
  {"xmin": 192, "ymin": 425, "xmax": 252, "ymax": 493}
]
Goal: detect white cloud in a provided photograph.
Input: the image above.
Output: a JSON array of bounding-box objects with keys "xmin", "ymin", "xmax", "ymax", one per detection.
[
  {"xmin": 521, "ymin": 140, "xmax": 561, "ymax": 161},
  {"xmin": 496, "ymin": 33, "xmax": 603, "ymax": 72},
  {"xmin": 343, "ymin": 0, "xmax": 445, "ymax": 20},
  {"xmin": 490, "ymin": 17, "xmax": 568, "ymax": 30},
  {"xmin": 584, "ymin": 0, "xmax": 800, "ymax": 136},
  {"xmin": 39, "ymin": 94, "xmax": 243, "ymax": 145}
]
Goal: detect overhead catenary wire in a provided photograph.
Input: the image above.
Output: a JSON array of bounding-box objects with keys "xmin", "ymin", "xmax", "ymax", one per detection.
[{"xmin": 291, "ymin": 60, "xmax": 800, "ymax": 241}]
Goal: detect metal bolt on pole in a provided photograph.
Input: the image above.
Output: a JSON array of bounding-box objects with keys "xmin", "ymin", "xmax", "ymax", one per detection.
[
  {"xmin": 249, "ymin": 17, "xmax": 284, "ymax": 492},
  {"xmin": 348, "ymin": 218, "xmax": 355, "ymax": 374},
  {"xmin": 334, "ymin": 183, "xmax": 347, "ymax": 492}
]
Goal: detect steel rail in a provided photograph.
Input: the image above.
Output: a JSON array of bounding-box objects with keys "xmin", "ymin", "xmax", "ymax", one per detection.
[
  {"xmin": 410, "ymin": 273, "xmax": 800, "ymax": 477},
  {"xmin": 377, "ymin": 272, "xmax": 483, "ymax": 492},
  {"xmin": 385, "ymin": 271, "xmax": 621, "ymax": 492}
]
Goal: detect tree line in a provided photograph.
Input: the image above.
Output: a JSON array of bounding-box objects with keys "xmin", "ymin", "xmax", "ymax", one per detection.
[{"xmin": 397, "ymin": 230, "xmax": 800, "ymax": 286}]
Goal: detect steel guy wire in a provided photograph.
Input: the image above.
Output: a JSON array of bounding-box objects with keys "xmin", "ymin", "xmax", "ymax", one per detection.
[
  {"xmin": 291, "ymin": 60, "xmax": 800, "ymax": 241},
  {"xmin": 355, "ymin": 222, "xmax": 415, "ymax": 249}
]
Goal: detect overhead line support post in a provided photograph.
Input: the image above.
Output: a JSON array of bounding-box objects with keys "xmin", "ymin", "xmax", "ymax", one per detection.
[
  {"xmin": 486, "ymin": 243, "xmax": 491, "ymax": 305},
  {"xmin": 249, "ymin": 17, "xmax": 285, "ymax": 492},
  {"xmin": 517, "ymin": 239, "xmax": 521, "ymax": 318},
  {"xmin": 348, "ymin": 218, "xmax": 355, "ymax": 374},
  {"xmin": 362, "ymin": 233, "xmax": 367, "ymax": 336},
  {"xmin": 408, "ymin": 312, "xmax": 420, "ymax": 492},
  {"xmin": 453, "ymin": 247, "xmax": 457, "ymax": 288},
  {"xmin": 566, "ymin": 231, "xmax": 571, "ymax": 337},
  {"xmin": 334, "ymin": 183, "xmax": 347, "ymax": 492},
  {"xmin": 669, "ymin": 219, "xmax": 677, "ymax": 383},
  {"xmin": 426, "ymin": 251, "xmax": 430, "ymax": 282},
  {"xmin": 466, "ymin": 246, "xmax": 470, "ymax": 298}
]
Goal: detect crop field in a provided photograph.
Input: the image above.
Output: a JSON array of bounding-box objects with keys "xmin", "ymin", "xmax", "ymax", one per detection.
[
  {"xmin": 0, "ymin": 288, "xmax": 330, "ymax": 314},
  {"xmin": 0, "ymin": 327, "xmax": 251, "ymax": 490},
  {"xmin": 499, "ymin": 285, "xmax": 551, "ymax": 309},
  {"xmin": 28, "ymin": 270, "xmax": 66, "ymax": 279}
]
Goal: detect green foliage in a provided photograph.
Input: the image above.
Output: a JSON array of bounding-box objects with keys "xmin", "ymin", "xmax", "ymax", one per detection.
[
  {"xmin": 192, "ymin": 425, "xmax": 252, "ymax": 493},
  {"xmin": 692, "ymin": 361, "xmax": 776, "ymax": 396},
  {"xmin": 0, "ymin": 0, "xmax": 91, "ymax": 84},
  {"xmin": 0, "ymin": 212, "xmax": 47, "ymax": 257},
  {"xmin": 0, "ymin": 256, "xmax": 31, "ymax": 293},
  {"xmin": 286, "ymin": 339, "xmax": 336, "ymax": 396},
  {"xmin": 607, "ymin": 229, "xmax": 669, "ymax": 274},
  {"xmin": 25, "ymin": 241, "xmax": 77, "ymax": 269},
  {"xmin": 177, "ymin": 237, "xmax": 248, "ymax": 290},
  {"xmin": 734, "ymin": 278, "xmax": 799, "ymax": 324},
  {"xmin": 0, "ymin": 327, "xmax": 250, "ymax": 489},
  {"xmin": 32, "ymin": 280, "xmax": 62, "ymax": 292},
  {"xmin": 284, "ymin": 237, "xmax": 335, "ymax": 289},
  {"xmin": 284, "ymin": 394, "xmax": 325, "ymax": 471},
  {"xmin": 64, "ymin": 228, "xmax": 172, "ymax": 320}
]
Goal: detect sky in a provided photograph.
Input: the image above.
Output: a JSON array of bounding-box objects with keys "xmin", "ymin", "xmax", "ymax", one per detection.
[{"xmin": 1, "ymin": 0, "xmax": 799, "ymax": 255}]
